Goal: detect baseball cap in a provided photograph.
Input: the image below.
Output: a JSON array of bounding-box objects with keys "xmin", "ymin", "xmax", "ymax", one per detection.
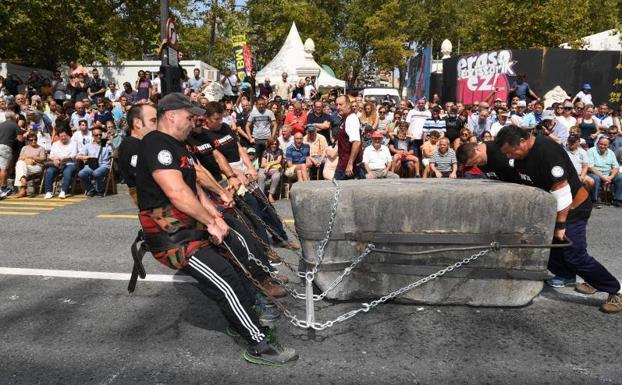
[
  {"xmin": 247, "ymin": 147, "xmax": 256, "ymax": 154},
  {"xmin": 567, "ymin": 134, "xmax": 579, "ymax": 143},
  {"xmin": 158, "ymin": 92, "xmax": 205, "ymax": 115},
  {"xmin": 517, "ymin": 100, "xmax": 526, "ymax": 107},
  {"xmin": 563, "ymin": 101, "xmax": 574, "ymax": 108},
  {"xmin": 541, "ymin": 110, "xmax": 555, "ymax": 121},
  {"xmin": 494, "ymin": 97, "xmax": 503, "ymax": 102},
  {"xmin": 306, "ymin": 125, "xmax": 317, "ymax": 133},
  {"xmin": 583, "ymin": 83, "xmax": 591, "ymax": 90},
  {"xmin": 371, "ymin": 131, "xmax": 384, "ymax": 139}
]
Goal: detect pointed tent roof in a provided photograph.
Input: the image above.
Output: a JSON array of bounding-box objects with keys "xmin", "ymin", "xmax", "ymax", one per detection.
[{"xmin": 256, "ymin": 22, "xmax": 345, "ymax": 88}]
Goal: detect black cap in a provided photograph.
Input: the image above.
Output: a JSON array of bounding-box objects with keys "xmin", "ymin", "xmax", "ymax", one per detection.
[{"xmin": 158, "ymin": 92, "xmax": 205, "ymax": 115}]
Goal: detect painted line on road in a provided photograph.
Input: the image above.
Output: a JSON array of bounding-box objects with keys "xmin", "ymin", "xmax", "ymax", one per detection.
[
  {"xmin": 97, "ymin": 214, "xmax": 138, "ymax": 219},
  {"xmin": 0, "ymin": 205, "xmax": 54, "ymax": 211},
  {"xmin": 0, "ymin": 267, "xmax": 194, "ymax": 283},
  {"xmin": 0, "ymin": 201, "xmax": 69, "ymax": 207},
  {"xmin": 8, "ymin": 197, "xmax": 86, "ymax": 202},
  {"xmin": 0, "ymin": 211, "xmax": 40, "ymax": 216}
]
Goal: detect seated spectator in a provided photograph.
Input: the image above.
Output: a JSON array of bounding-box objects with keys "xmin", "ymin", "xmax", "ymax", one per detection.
[
  {"xmin": 44, "ymin": 129, "xmax": 78, "ymax": 199},
  {"xmin": 247, "ymin": 147, "xmax": 259, "ymax": 170},
  {"xmin": 422, "ymin": 107, "xmax": 446, "ymax": 140},
  {"xmin": 363, "ymin": 131, "xmax": 399, "ymax": 179},
  {"xmin": 565, "ymin": 134, "xmax": 593, "ymax": 190},
  {"xmin": 285, "ymin": 132, "xmax": 310, "ymax": 182},
  {"xmin": 278, "ymin": 125, "xmax": 294, "ymax": 153},
  {"xmin": 587, "ymin": 137, "xmax": 622, "ymax": 207},
  {"xmin": 430, "ymin": 137, "xmax": 457, "ymax": 178},
  {"xmin": 490, "ymin": 110, "xmax": 509, "ymax": 137},
  {"xmin": 14, "ymin": 132, "xmax": 47, "ymax": 198},
  {"xmin": 105, "ymin": 120, "xmax": 123, "ymax": 151},
  {"xmin": 453, "ymin": 127, "xmax": 477, "ymax": 151},
  {"xmin": 303, "ymin": 125, "xmax": 327, "ymax": 179},
  {"xmin": 92, "ymin": 99, "xmax": 114, "ymax": 129},
  {"xmin": 420, "ymin": 130, "xmax": 441, "ymax": 177},
  {"xmin": 72, "ymin": 119, "xmax": 93, "ymax": 153},
  {"xmin": 390, "ymin": 123, "xmax": 420, "ymax": 177},
  {"xmin": 77, "ymin": 127, "xmax": 113, "ymax": 197},
  {"xmin": 606, "ymin": 126, "xmax": 622, "ymax": 153},
  {"xmin": 482, "ymin": 131, "xmax": 493, "ymax": 142},
  {"xmin": 257, "ymin": 139, "xmax": 283, "ymax": 202},
  {"xmin": 284, "ymin": 102, "xmax": 307, "ymax": 135}
]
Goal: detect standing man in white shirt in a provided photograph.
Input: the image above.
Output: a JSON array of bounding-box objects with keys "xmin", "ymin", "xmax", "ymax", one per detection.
[
  {"xmin": 274, "ymin": 72, "xmax": 292, "ymax": 103},
  {"xmin": 335, "ymin": 95, "xmax": 362, "ymax": 180},
  {"xmin": 406, "ymin": 98, "xmax": 431, "ymax": 154}
]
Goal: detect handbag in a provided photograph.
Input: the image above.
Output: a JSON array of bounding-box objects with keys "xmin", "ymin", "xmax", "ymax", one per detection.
[
  {"xmin": 86, "ymin": 142, "xmax": 104, "ymax": 169},
  {"xmin": 228, "ymin": 78, "xmax": 238, "ymax": 94}
]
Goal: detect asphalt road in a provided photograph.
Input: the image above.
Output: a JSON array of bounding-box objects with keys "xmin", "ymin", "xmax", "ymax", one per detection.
[{"xmin": 1, "ymin": 187, "xmax": 621, "ymax": 385}]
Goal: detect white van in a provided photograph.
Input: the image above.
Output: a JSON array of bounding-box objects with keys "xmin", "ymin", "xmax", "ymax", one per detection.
[{"xmin": 362, "ymin": 87, "xmax": 401, "ymax": 106}]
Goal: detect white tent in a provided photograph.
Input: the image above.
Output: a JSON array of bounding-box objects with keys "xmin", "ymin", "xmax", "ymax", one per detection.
[
  {"xmin": 559, "ymin": 29, "xmax": 622, "ymax": 51},
  {"xmin": 256, "ymin": 22, "xmax": 345, "ymax": 88}
]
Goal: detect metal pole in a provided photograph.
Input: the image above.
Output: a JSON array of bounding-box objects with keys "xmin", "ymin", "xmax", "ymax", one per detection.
[
  {"xmin": 305, "ymin": 271, "xmax": 315, "ymax": 328},
  {"xmin": 160, "ymin": 0, "xmax": 169, "ymax": 42}
]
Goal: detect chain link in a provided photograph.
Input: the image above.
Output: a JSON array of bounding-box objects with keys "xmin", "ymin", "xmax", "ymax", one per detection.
[
  {"xmin": 307, "ymin": 179, "xmax": 341, "ymax": 278},
  {"xmin": 283, "ymin": 248, "xmax": 491, "ymax": 330}
]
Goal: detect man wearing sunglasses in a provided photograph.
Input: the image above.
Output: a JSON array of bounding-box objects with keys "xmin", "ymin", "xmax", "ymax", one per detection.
[{"xmin": 77, "ymin": 127, "xmax": 113, "ymax": 197}]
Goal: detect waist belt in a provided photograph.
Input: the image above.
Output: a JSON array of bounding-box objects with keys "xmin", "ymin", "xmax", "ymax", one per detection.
[
  {"xmin": 143, "ymin": 229, "xmax": 210, "ymax": 253},
  {"xmin": 571, "ymin": 186, "xmax": 589, "ymax": 210}
]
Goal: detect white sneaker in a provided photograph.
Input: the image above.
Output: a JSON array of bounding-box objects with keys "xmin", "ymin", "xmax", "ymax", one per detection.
[
  {"xmin": 59, "ymin": 191, "xmax": 66, "ymax": 199},
  {"xmin": 44, "ymin": 192, "xmax": 53, "ymax": 199}
]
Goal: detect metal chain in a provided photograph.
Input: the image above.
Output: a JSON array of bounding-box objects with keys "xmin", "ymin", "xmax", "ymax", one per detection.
[
  {"xmin": 306, "ymin": 179, "xmax": 341, "ymax": 278},
  {"xmin": 224, "ymin": 230, "xmax": 491, "ymax": 331},
  {"xmin": 294, "ymin": 243, "xmax": 375, "ymax": 301},
  {"xmin": 285, "ymin": 248, "xmax": 491, "ymax": 330}
]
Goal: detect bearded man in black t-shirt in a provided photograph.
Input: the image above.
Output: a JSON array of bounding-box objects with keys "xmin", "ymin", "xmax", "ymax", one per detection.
[
  {"xmin": 135, "ymin": 93, "xmax": 298, "ymax": 365},
  {"xmin": 496, "ymin": 125, "xmax": 621, "ymax": 313}
]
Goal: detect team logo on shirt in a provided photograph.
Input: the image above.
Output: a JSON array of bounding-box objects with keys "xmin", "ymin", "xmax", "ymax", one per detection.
[
  {"xmin": 157, "ymin": 150, "xmax": 173, "ymax": 166},
  {"xmin": 551, "ymin": 166, "xmax": 564, "ymax": 178},
  {"xmin": 179, "ymin": 155, "xmax": 195, "ymax": 169},
  {"xmin": 130, "ymin": 155, "xmax": 138, "ymax": 167},
  {"xmin": 212, "ymin": 135, "xmax": 234, "ymax": 148}
]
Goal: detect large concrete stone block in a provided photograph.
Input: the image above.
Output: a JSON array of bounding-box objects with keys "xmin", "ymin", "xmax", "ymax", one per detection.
[{"xmin": 290, "ymin": 179, "xmax": 557, "ymax": 307}]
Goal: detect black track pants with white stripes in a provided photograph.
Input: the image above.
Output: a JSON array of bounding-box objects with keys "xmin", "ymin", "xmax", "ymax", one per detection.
[{"xmin": 182, "ymin": 246, "xmax": 266, "ymax": 345}]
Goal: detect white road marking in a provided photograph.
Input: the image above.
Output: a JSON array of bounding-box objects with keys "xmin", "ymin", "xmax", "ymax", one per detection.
[{"xmin": 0, "ymin": 267, "xmax": 194, "ymax": 283}]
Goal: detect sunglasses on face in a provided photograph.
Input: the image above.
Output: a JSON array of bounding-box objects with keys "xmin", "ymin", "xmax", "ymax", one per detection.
[{"xmin": 93, "ymin": 134, "xmax": 102, "ymax": 137}]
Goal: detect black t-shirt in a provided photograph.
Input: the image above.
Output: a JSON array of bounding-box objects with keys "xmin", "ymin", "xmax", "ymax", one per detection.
[
  {"xmin": 234, "ymin": 111, "xmax": 251, "ymax": 148},
  {"xmin": 513, "ymin": 136, "xmax": 591, "ymax": 222},
  {"xmin": 187, "ymin": 131, "xmax": 223, "ymax": 182},
  {"xmin": 480, "ymin": 142, "xmax": 522, "ymax": 184},
  {"xmin": 136, "ymin": 130, "xmax": 197, "ymax": 211},
  {"xmin": 204, "ymin": 123, "xmax": 240, "ymax": 163},
  {"xmin": 444, "ymin": 116, "xmax": 463, "ymax": 143},
  {"xmin": 88, "ymin": 77, "xmax": 106, "ymax": 94},
  {"xmin": 117, "ymin": 136, "xmax": 141, "ymax": 188},
  {"xmin": 307, "ymin": 112, "xmax": 332, "ymax": 142},
  {"xmin": 0, "ymin": 121, "xmax": 20, "ymax": 147}
]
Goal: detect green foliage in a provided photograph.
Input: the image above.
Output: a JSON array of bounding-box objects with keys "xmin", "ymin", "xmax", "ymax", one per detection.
[{"xmin": 0, "ymin": 0, "xmax": 620, "ymax": 83}]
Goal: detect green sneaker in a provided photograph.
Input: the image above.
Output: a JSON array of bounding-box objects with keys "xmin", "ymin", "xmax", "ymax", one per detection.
[{"xmin": 243, "ymin": 340, "xmax": 298, "ymax": 366}]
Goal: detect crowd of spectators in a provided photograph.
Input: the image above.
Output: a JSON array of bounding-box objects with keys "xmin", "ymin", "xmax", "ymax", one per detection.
[{"xmin": 1, "ymin": 67, "xmax": 621, "ymax": 208}]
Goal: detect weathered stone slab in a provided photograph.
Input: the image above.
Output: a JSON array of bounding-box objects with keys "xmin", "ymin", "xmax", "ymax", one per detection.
[{"xmin": 290, "ymin": 179, "xmax": 557, "ymax": 306}]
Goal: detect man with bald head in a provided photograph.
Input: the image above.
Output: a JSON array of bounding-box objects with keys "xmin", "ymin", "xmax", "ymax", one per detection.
[
  {"xmin": 70, "ymin": 100, "xmax": 93, "ymax": 132},
  {"xmin": 335, "ymin": 95, "xmax": 362, "ymax": 179},
  {"xmin": 284, "ymin": 101, "xmax": 307, "ymax": 135}
]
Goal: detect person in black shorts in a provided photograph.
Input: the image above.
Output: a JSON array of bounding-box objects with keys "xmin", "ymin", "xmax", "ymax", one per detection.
[
  {"xmin": 495, "ymin": 125, "xmax": 621, "ymax": 313},
  {"xmin": 136, "ymin": 93, "xmax": 298, "ymax": 364},
  {"xmin": 456, "ymin": 140, "xmax": 522, "ymax": 184}
]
